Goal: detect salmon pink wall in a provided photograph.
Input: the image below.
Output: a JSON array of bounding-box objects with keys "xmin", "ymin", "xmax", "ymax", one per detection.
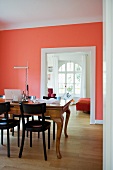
[{"xmin": 0, "ymin": 22, "xmax": 103, "ymax": 120}]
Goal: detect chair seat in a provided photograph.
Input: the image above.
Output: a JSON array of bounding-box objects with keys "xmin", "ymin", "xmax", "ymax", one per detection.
[
  {"xmin": 13, "ymin": 114, "xmax": 31, "ymax": 118},
  {"xmin": 25, "ymin": 120, "xmax": 51, "ymax": 132},
  {"xmin": 0, "ymin": 119, "xmax": 19, "ymax": 128}
]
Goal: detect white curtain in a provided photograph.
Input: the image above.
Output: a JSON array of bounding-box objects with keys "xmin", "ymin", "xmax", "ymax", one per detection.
[
  {"xmin": 80, "ymin": 55, "xmax": 86, "ymax": 98},
  {"xmin": 52, "ymin": 56, "xmax": 58, "ymax": 95}
]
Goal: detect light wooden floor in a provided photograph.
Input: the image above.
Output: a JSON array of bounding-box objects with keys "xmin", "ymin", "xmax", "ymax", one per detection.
[{"xmin": 0, "ymin": 105, "xmax": 103, "ymax": 170}]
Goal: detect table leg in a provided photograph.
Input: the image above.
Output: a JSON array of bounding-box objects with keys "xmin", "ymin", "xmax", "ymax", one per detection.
[
  {"xmin": 53, "ymin": 115, "xmax": 64, "ymax": 159},
  {"xmin": 64, "ymin": 108, "xmax": 70, "ymax": 138}
]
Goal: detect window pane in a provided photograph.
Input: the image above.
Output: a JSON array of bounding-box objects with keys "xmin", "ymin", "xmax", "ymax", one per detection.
[
  {"xmin": 67, "ymin": 74, "xmax": 73, "ymax": 83},
  {"xmin": 67, "ymin": 62, "xmax": 74, "ymax": 71},
  {"xmin": 59, "ymin": 89, "xmax": 65, "ymax": 94},
  {"xmin": 58, "ymin": 74, "xmax": 65, "ymax": 83},
  {"xmin": 58, "ymin": 83, "xmax": 65, "ymax": 94},
  {"xmin": 75, "ymin": 73, "xmax": 81, "ymax": 83},
  {"xmin": 59, "ymin": 64, "xmax": 65, "ymax": 71},
  {"xmin": 75, "ymin": 64, "xmax": 82, "ymax": 71},
  {"xmin": 59, "ymin": 83, "xmax": 65, "ymax": 88},
  {"xmin": 75, "ymin": 88, "xmax": 80, "ymax": 94},
  {"xmin": 67, "ymin": 84, "xmax": 74, "ymax": 93},
  {"xmin": 75, "ymin": 83, "xmax": 81, "ymax": 88}
]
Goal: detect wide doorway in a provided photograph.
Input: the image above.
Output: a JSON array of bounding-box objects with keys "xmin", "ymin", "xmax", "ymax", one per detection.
[{"xmin": 41, "ymin": 47, "xmax": 96, "ymax": 124}]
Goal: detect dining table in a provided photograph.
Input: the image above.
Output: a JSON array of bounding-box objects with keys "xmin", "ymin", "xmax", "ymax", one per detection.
[{"xmin": 0, "ymin": 98, "xmax": 72, "ymax": 159}]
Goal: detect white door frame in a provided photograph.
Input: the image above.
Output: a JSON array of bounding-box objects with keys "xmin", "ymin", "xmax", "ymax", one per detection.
[
  {"xmin": 41, "ymin": 46, "xmax": 96, "ymax": 124},
  {"xmin": 103, "ymin": 0, "xmax": 113, "ymax": 169}
]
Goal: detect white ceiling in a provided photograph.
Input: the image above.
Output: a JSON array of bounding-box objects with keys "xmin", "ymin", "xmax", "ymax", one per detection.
[{"xmin": 0, "ymin": 0, "xmax": 102, "ymax": 30}]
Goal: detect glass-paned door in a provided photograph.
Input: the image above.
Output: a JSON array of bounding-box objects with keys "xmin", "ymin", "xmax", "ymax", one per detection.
[
  {"xmin": 58, "ymin": 73, "xmax": 65, "ymax": 94},
  {"xmin": 58, "ymin": 61, "xmax": 82, "ymax": 97}
]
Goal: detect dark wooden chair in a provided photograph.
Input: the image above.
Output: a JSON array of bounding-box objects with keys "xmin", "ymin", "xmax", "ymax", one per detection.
[
  {"xmin": 19, "ymin": 102, "xmax": 51, "ymax": 161},
  {"xmin": 12, "ymin": 96, "xmax": 34, "ymax": 137},
  {"xmin": 0, "ymin": 102, "xmax": 20, "ymax": 157},
  {"xmin": 0, "ymin": 95, "xmax": 6, "ymax": 145}
]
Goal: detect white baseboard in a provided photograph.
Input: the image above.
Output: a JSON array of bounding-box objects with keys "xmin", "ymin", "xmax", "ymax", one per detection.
[{"xmin": 95, "ymin": 120, "xmax": 103, "ymax": 124}]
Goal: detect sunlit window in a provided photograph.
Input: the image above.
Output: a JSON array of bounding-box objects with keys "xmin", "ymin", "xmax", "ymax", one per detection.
[
  {"xmin": 58, "ymin": 62, "xmax": 82, "ymax": 97},
  {"xmin": 75, "ymin": 64, "xmax": 82, "ymax": 71},
  {"xmin": 67, "ymin": 62, "xmax": 74, "ymax": 71}
]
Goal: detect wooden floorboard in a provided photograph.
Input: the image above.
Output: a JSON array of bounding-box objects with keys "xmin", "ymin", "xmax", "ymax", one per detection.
[{"xmin": 0, "ymin": 105, "xmax": 103, "ymax": 170}]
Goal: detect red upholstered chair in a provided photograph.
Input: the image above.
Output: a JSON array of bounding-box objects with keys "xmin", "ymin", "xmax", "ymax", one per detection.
[
  {"xmin": 48, "ymin": 88, "xmax": 53, "ymax": 97},
  {"xmin": 48, "ymin": 88, "xmax": 56, "ymax": 98},
  {"xmin": 76, "ymin": 98, "xmax": 90, "ymax": 113}
]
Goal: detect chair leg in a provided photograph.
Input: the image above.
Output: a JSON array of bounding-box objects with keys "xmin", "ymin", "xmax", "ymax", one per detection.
[
  {"xmin": 12, "ymin": 127, "xmax": 14, "ymax": 136},
  {"xmin": 26, "ymin": 131, "xmax": 28, "ymax": 137},
  {"xmin": 26, "ymin": 117, "xmax": 29, "ymax": 137},
  {"xmin": 53, "ymin": 121, "xmax": 55, "ymax": 140},
  {"xmin": 48, "ymin": 127, "xmax": 50, "ymax": 149},
  {"xmin": 17, "ymin": 124, "xmax": 20, "ymax": 147},
  {"xmin": 12, "ymin": 115, "xmax": 14, "ymax": 136},
  {"xmin": 30, "ymin": 131, "xmax": 32, "ymax": 147},
  {"xmin": 38, "ymin": 132, "xmax": 40, "ymax": 138},
  {"xmin": 42, "ymin": 131, "xmax": 47, "ymax": 161},
  {"xmin": 1, "ymin": 129, "xmax": 3, "ymax": 145},
  {"xmin": 7, "ymin": 129, "xmax": 10, "ymax": 157},
  {"xmin": 19, "ymin": 129, "xmax": 25, "ymax": 158},
  {"xmin": 32, "ymin": 116, "xmax": 34, "ymax": 121},
  {"xmin": 38, "ymin": 117, "xmax": 40, "ymax": 138}
]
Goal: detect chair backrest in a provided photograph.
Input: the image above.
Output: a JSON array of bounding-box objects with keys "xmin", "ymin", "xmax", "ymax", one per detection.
[
  {"xmin": 0, "ymin": 102, "xmax": 10, "ymax": 117},
  {"xmin": 20, "ymin": 103, "xmax": 46, "ymax": 122},
  {"xmin": 43, "ymin": 96, "xmax": 57, "ymax": 99}
]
